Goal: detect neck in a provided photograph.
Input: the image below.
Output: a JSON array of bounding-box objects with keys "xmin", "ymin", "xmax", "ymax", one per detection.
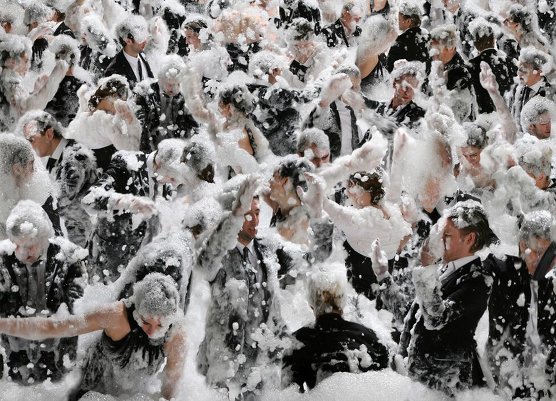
[
  {"xmin": 238, "ymin": 237, "xmax": 253, "ymax": 247},
  {"xmin": 124, "ymin": 47, "xmax": 139, "ymax": 58},
  {"xmin": 48, "ymin": 137, "xmax": 62, "ymax": 156}
]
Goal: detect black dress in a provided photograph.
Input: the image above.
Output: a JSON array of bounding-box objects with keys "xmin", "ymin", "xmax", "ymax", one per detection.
[{"xmin": 71, "ymin": 302, "xmax": 168, "ymax": 400}]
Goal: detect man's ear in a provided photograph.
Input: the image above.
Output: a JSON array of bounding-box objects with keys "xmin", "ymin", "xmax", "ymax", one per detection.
[
  {"xmin": 45, "ymin": 127, "xmax": 55, "ymax": 141},
  {"xmin": 465, "ymin": 231, "xmax": 477, "ymax": 249}
]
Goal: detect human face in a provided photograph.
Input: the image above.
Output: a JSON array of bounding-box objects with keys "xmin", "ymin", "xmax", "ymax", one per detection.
[
  {"xmin": 269, "ymin": 171, "xmax": 288, "ymax": 204},
  {"xmin": 14, "ymin": 236, "xmax": 47, "ymax": 265},
  {"xmin": 5, "ymin": 53, "xmax": 30, "ymax": 76},
  {"xmin": 341, "ymin": 7, "xmax": 361, "ymax": 31},
  {"xmin": 125, "ymin": 37, "xmax": 147, "ymax": 56},
  {"xmin": 398, "ymin": 13, "xmax": 411, "ymax": 31},
  {"xmin": 138, "ymin": 313, "xmax": 167, "ymax": 338},
  {"xmin": 517, "ymin": 63, "xmax": 542, "ymax": 87},
  {"xmin": 238, "ymin": 198, "xmax": 260, "ymax": 245},
  {"xmin": 184, "ymin": 29, "xmax": 201, "ymax": 49},
  {"xmin": 160, "ymin": 78, "xmax": 181, "ymax": 97},
  {"xmin": 23, "ymin": 122, "xmax": 55, "ymax": 157},
  {"xmin": 442, "ymin": 219, "xmax": 475, "ymax": 263},
  {"xmin": 96, "ymin": 97, "xmax": 117, "ymax": 114},
  {"xmin": 392, "ymin": 75, "xmax": 418, "ymax": 106},
  {"xmin": 430, "ymin": 41, "xmax": 454, "ymax": 64},
  {"xmin": 307, "ymin": 144, "xmax": 330, "ymax": 168},
  {"xmin": 503, "ymin": 17, "xmax": 520, "ymax": 37},
  {"xmin": 12, "ymin": 159, "xmax": 35, "ymax": 184},
  {"xmin": 1, "ymin": 21, "xmax": 12, "ymax": 33},
  {"xmin": 218, "ymin": 101, "xmax": 233, "ymax": 118},
  {"xmin": 519, "ymin": 237, "xmax": 553, "ymax": 276},
  {"xmin": 460, "ymin": 145, "xmax": 482, "ymax": 168},
  {"xmin": 346, "ymin": 181, "xmax": 372, "ymax": 208},
  {"xmin": 292, "ymin": 39, "xmax": 314, "ymax": 60},
  {"xmin": 529, "ymin": 112, "xmax": 552, "ymax": 139}
]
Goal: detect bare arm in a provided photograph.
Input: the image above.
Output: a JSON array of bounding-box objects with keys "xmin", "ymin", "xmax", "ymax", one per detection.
[
  {"xmin": 479, "ymin": 62, "xmax": 517, "ymax": 143},
  {"xmin": 0, "ymin": 301, "xmax": 124, "ymax": 341},
  {"xmin": 161, "ymin": 324, "xmax": 187, "ymax": 400}
]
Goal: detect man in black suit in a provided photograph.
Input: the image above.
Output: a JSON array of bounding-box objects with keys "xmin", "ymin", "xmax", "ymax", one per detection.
[
  {"xmin": 374, "ymin": 200, "xmax": 496, "ymax": 395},
  {"xmin": 386, "ymin": 1, "xmax": 430, "ymax": 72},
  {"xmin": 321, "ymin": 1, "xmax": 362, "ymax": 48},
  {"xmin": 134, "ymin": 56, "xmax": 199, "ymax": 153},
  {"xmin": 46, "ymin": 0, "xmax": 75, "ymax": 38},
  {"xmin": 20, "ymin": 110, "xmax": 97, "ymax": 247},
  {"xmin": 104, "ymin": 16, "xmax": 154, "ymax": 88},
  {"xmin": 485, "ymin": 211, "xmax": 556, "ymax": 398},
  {"xmin": 0, "ymin": 200, "xmax": 87, "ymax": 384},
  {"xmin": 468, "ymin": 19, "xmax": 516, "ymax": 114}
]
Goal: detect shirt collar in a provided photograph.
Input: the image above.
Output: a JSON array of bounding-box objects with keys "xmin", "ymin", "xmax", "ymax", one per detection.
[
  {"xmin": 123, "ymin": 50, "xmax": 139, "ymax": 67},
  {"xmin": 236, "ymin": 241, "xmax": 255, "ymax": 255},
  {"xmin": 451, "ymin": 254, "xmax": 479, "ymax": 270},
  {"xmin": 51, "ymin": 138, "xmax": 68, "ymax": 161},
  {"xmin": 529, "ymin": 78, "xmax": 544, "ymax": 92}
]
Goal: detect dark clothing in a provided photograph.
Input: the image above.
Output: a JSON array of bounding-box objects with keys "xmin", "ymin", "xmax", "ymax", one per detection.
[
  {"xmin": 381, "ymin": 257, "xmax": 491, "ymax": 394},
  {"xmin": 84, "ymin": 151, "xmax": 164, "ymax": 284},
  {"xmin": 79, "ymin": 45, "xmax": 114, "ymax": 81},
  {"xmin": 283, "ymin": 313, "xmax": 389, "ymax": 391},
  {"xmin": 43, "ymin": 195, "xmax": 63, "ymax": 237},
  {"xmin": 72, "ymin": 302, "xmax": 168, "ymax": 400},
  {"xmin": 277, "ymin": 0, "xmax": 321, "ymax": 33},
  {"xmin": 386, "ymin": 27, "xmax": 430, "ymax": 72},
  {"xmin": 134, "ymin": 82, "xmax": 199, "ymax": 153},
  {"xmin": 0, "ymin": 240, "xmax": 87, "ymax": 383},
  {"xmin": 226, "ymin": 42, "xmax": 261, "ymax": 73},
  {"xmin": 321, "ymin": 19, "xmax": 361, "ymax": 48},
  {"xmin": 45, "ymin": 75, "xmax": 84, "ymax": 127},
  {"xmin": 366, "ymin": 98, "xmax": 425, "ymax": 129},
  {"xmin": 507, "ymin": 77, "xmax": 553, "ymax": 132},
  {"xmin": 92, "ymin": 145, "xmax": 118, "ymax": 172},
  {"xmin": 360, "ymin": 54, "xmax": 387, "ymax": 93},
  {"xmin": 249, "ymin": 84, "xmax": 314, "ymax": 156},
  {"xmin": 469, "ymin": 48, "xmax": 516, "ymax": 114},
  {"xmin": 53, "ymin": 22, "xmax": 75, "ymax": 38},
  {"xmin": 484, "ymin": 254, "xmax": 556, "ymax": 395},
  {"xmin": 104, "ymin": 50, "xmax": 154, "ymax": 88},
  {"xmin": 444, "ymin": 52, "xmax": 472, "ymax": 92}
]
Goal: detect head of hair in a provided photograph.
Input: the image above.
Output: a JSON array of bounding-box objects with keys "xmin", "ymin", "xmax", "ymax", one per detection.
[
  {"xmin": 507, "ymin": 4, "xmax": 534, "ymax": 33},
  {"xmin": 336, "ymin": 64, "xmax": 361, "ymax": 80},
  {"xmin": 181, "ymin": 17, "xmax": 208, "ymax": 33},
  {"xmin": 217, "ymin": 83, "xmax": 256, "ymax": 115},
  {"xmin": 115, "ymin": 15, "xmax": 148, "ymax": 47},
  {"xmin": 462, "ymin": 122, "xmax": 488, "ymax": 149},
  {"xmin": 180, "ymin": 140, "xmax": 215, "ymax": 182},
  {"xmin": 520, "ymin": 96, "xmax": 554, "ymax": 131},
  {"xmin": 519, "ymin": 210, "xmax": 553, "ymax": 244},
  {"xmin": 297, "ymin": 128, "xmax": 330, "ymax": 155},
  {"xmin": 132, "ymin": 272, "xmax": 180, "ymax": 318},
  {"xmin": 6, "ymin": 200, "xmax": 54, "ymax": 242},
  {"xmin": 0, "ymin": 34, "xmax": 32, "ymax": 67},
  {"xmin": 0, "ymin": 134, "xmax": 35, "ymax": 175},
  {"xmin": 307, "ymin": 265, "xmax": 348, "ymax": 318},
  {"xmin": 17, "ymin": 110, "xmax": 64, "ymax": 139},
  {"xmin": 288, "ymin": 18, "xmax": 315, "ymax": 42},
  {"xmin": 88, "ymin": 75, "xmax": 130, "ymax": 111},
  {"xmin": 515, "ymin": 136, "xmax": 552, "ymax": 178},
  {"xmin": 469, "ymin": 17, "xmax": 495, "ymax": 50},
  {"xmin": 445, "ymin": 200, "xmax": 496, "ymax": 252},
  {"xmin": 430, "ymin": 24, "xmax": 458, "ymax": 48},
  {"xmin": 398, "ymin": 0, "xmax": 423, "ymax": 26},
  {"xmin": 348, "ymin": 169, "xmax": 386, "ymax": 206},
  {"xmin": 275, "ymin": 156, "xmax": 314, "ymax": 192},
  {"xmin": 157, "ymin": 55, "xmax": 187, "ymax": 83},
  {"xmin": 23, "ymin": 1, "xmax": 52, "ymax": 27},
  {"xmin": 518, "ymin": 46, "xmax": 551, "ymax": 74}
]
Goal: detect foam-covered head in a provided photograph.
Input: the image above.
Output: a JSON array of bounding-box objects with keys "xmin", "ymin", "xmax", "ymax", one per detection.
[
  {"xmin": 518, "ymin": 47, "xmax": 551, "ymax": 75},
  {"xmin": 132, "ymin": 273, "xmax": 180, "ymax": 338},
  {"xmin": 307, "ymin": 265, "xmax": 348, "ymax": 318},
  {"xmin": 217, "ymin": 76, "xmax": 256, "ymax": 116},
  {"xmin": 23, "ymin": 1, "xmax": 52, "ymax": 27},
  {"xmin": 116, "ymin": 15, "xmax": 149, "ymax": 44},
  {"xmin": 0, "ymin": 134, "xmax": 35, "ymax": 176},
  {"xmin": 462, "ymin": 122, "xmax": 488, "ymax": 149},
  {"xmin": 506, "ymin": 4, "xmax": 535, "ymax": 33},
  {"xmin": 88, "ymin": 75, "xmax": 130, "ymax": 111},
  {"xmin": 0, "ymin": 34, "xmax": 32, "ymax": 68},
  {"xmin": 49, "ymin": 34, "xmax": 80, "ymax": 66},
  {"xmin": 248, "ymin": 50, "xmax": 287, "ymax": 81},
  {"xmin": 297, "ymin": 128, "xmax": 330, "ymax": 155},
  {"xmin": 520, "ymin": 96, "xmax": 553, "ymax": 138},
  {"xmin": 519, "ymin": 210, "xmax": 554, "ymax": 244},
  {"xmin": 430, "ymin": 24, "xmax": 458, "ymax": 48},
  {"xmin": 515, "ymin": 135, "xmax": 552, "ymax": 179},
  {"xmin": 180, "ymin": 140, "xmax": 215, "ymax": 183},
  {"xmin": 445, "ymin": 199, "xmax": 496, "ymax": 252},
  {"xmin": 17, "ymin": 109, "xmax": 64, "ymax": 140}
]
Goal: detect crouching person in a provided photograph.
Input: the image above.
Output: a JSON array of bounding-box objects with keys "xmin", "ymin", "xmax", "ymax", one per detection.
[
  {"xmin": 282, "ymin": 265, "xmax": 389, "ymax": 391},
  {"xmin": 0, "ymin": 200, "xmax": 87, "ymax": 383}
]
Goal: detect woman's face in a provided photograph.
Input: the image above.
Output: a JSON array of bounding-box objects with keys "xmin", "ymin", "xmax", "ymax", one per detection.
[
  {"xmin": 96, "ymin": 97, "xmax": 117, "ymax": 114},
  {"xmin": 346, "ymin": 181, "xmax": 373, "ymax": 208}
]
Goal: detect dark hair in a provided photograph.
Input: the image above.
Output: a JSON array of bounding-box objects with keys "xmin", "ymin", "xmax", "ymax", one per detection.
[
  {"xmin": 289, "ymin": 18, "xmax": 315, "ymax": 41},
  {"xmin": 218, "ymin": 84, "xmax": 256, "ymax": 115},
  {"xmin": 462, "ymin": 122, "xmax": 488, "ymax": 149},
  {"xmin": 348, "ymin": 169, "xmax": 385, "ymax": 206},
  {"xmin": 276, "ymin": 157, "xmax": 314, "ymax": 192},
  {"xmin": 182, "ymin": 19, "xmax": 207, "ymax": 33},
  {"xmin": 24, "ymin": 111, "xmax": 64, "ymax": 139},
  {"xmin": 88, "ymin": 77, "xmax": 129, "ymax": 111},
  {"xmin": 446, "ymin": 200, "xmax": 497, "ymax": 252}
]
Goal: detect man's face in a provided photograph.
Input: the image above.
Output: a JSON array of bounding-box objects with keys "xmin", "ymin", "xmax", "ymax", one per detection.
[
  {"xmin": 23, "ymin": 121, "xmax": 53, "ymax": 157},
  {"xmin": 342, "ymin": 7, "xmax": 361, "ymax": 30},
  {"xmin": 529, "ymin": 112, "xmax": 552, "ymax": 139},
  {"xmin": 398, "ymin": 13, "xmax": 411, "ymax": 31},
  {"xmin": 519, "ymin": 237, "xmax": 553, "ymax": 276},
  {"xmin": 238, "ymin": 198, "xmax": 260, "ymax": 244},
  {"xmin": 393, "ymin": 75, "xmax": 418, "ymax": 106},
  {"xmin": 307, "ymin": 143, "xmax": 330, "ymax": 168},
  {"xmin": 517, "ymin": 63, "xmax": 542, "ymax": 87},
  {"xmin": 292, "ymin": 39, "xmax": 314, "ymax": 59},
  {"xmin": 125, "ymin": 37, "xmax": 147, "ymax": 54},
  {"xmin": 14, "ymin": 236, "xmax": 47, "ymax": 265},
  {"xmin": 430, "ymin": 41, "xmax": 454, "ymax": 64},
  {"xmin": 442, "ymin": 219, "xmax": 474, "ymax": 263}
]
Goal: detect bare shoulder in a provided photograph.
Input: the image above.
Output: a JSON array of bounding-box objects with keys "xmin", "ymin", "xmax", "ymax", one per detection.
[{"xmin": 89, "ymin": 301, "xmax": 130, "ymax": 339}]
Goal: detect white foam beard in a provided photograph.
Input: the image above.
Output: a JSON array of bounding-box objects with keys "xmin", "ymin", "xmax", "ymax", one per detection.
[{"xmin": 132, "ymin": 308, "xmax": 176, "ymax": 340}]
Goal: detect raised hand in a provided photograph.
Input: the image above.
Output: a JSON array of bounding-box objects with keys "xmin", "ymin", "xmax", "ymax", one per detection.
[
  {"xmin": 479, "ymin": 61, "xmax": 499, "ymax": 94},
  {"xmin": 233, "ymin": 174, "xmax": 261, "ymax": 216},
  {"xmin": 296, "ymin": 172, "xmax": 325, "ymax": 218},
  {"xmin": 319, "ymin": 73, "xmax": 352, "ymax": 108},
  {"xmin": 370, "ymin": 239, "xmax": 389, "ymax": 278}
]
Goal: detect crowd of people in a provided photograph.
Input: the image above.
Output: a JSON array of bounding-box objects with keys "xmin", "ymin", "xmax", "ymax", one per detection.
[{"xmin": 0, "ymin": 0, "xmax": 555, "ymax": 400}]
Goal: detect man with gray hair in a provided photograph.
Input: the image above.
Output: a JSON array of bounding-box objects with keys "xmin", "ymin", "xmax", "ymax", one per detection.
[
  {"xmin": 520, "ymin": 94, "xmax": 554, "ymax": 140},
  {"xmin": 321, "ymin": 1, "xmax": 362, "ymax": 48},
  {"xmin": 104, "ymin": 15, "xmax": 153, "ymax": 87},
  {"xmin": 134, "ymin": 55, "xmax": 199, "ymax": 153}
]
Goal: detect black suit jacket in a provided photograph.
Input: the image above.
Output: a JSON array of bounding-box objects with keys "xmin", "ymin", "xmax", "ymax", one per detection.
[
  {"xmin": 104, "ymin": 50, "xmax": 154, "ymax": 87},
  {"xmin": 386, "ymin": 27, "xmax": 430, "ymax": 72},
  {"xmin": 53, "ymin": 22, "xmax": 74, "ymax": 38}
]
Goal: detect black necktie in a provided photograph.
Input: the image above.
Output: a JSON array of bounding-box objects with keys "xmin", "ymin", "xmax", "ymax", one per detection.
[
  {"xmin": 46, "ymin": 157, "xmax": 56, "ymax": 173},
  {"xmin": 137, "ymin": 58, "xmax": 143, "ymax": 81}
]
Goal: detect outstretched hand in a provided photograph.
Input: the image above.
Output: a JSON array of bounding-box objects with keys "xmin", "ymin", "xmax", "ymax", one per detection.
[
  {"xmin": 296, "ymin": 172, "xmax": 325, "ymax": 218},
  {"xmin": 370, "ymin": 239, "xmax": 389, "ymax": 278},
  {"xmin": 319, "ymin": 73, "xmax": 352, "ymax": 108},
  {"xmin": 479, "ymin": 62, "xmax": 499, "ymax": 94},
  {"xmin": 233, "ymin": 174, "xmax": 261, "ymax": 216}
]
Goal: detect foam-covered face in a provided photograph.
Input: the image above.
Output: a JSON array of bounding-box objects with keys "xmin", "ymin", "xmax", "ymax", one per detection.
[
  {"xmin": 517, "ymin": 63, "xmax": 541, "ymax": 87},
  {"xmin": 184, "ymin": 29, "xmax": 201, "ymax": 49},
  {"xmin": 529, "ymin": 112, "xmax": 552, "ymax": 139},
  {"xmin": 14, "ymin": 236, "xmax": 48, "ymax": 265},
  {"xmin": 393, "ymin": 75, "xmax": 418, "ymax": 106},
  {"xmin": 5, "ymin": 53, "xmax": 30, "ymax": 76},
  {"xmin": 135, "ymin": 311, "xmax": 173, "ymax": 339},
  {"xmin": 346, "ymin": 181, "xmax": 372, "ymax": 208},
  {"xmin": 519, "ymin": 237, "xmax": 553, "ymax": 276},
  {"xmin": 460, "ymin": 145, "xmax": 482, "ymax": 169},
  {"xmin": 160, "ymin": 78, "xmax": 181, "ymax": 97},
  {"xmin": 238, "ymin": 198, "xmax": 260, "ymax": 244},
  {"xmin": 442, "ymin": 219, "xmax": 474, "ymax": 262}
]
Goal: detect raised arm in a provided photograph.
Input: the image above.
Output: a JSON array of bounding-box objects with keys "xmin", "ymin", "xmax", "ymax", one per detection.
[
  {"xmin": 0, "ymin": 301, "xmax": 124, "ymax": 341},
  {"xmin": 161, "ymin": 324, "xmax": 187, "ymax": 400},
  {"xmin": 480, "ymin": 62, "xmax": 517, "ymax": 143}
]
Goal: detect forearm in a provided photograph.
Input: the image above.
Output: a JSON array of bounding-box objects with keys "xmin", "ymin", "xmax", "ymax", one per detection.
[
  {"xmin": 0, "ymin": 315, "xmax": 88, "ymax": 341},
  {"xmin": 22, "ymin": 63, "xmax": 67, "ymax": 112},
  {"xmin": 490, "ymin": 91, "xmax": 517, "ymax": 143}
]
